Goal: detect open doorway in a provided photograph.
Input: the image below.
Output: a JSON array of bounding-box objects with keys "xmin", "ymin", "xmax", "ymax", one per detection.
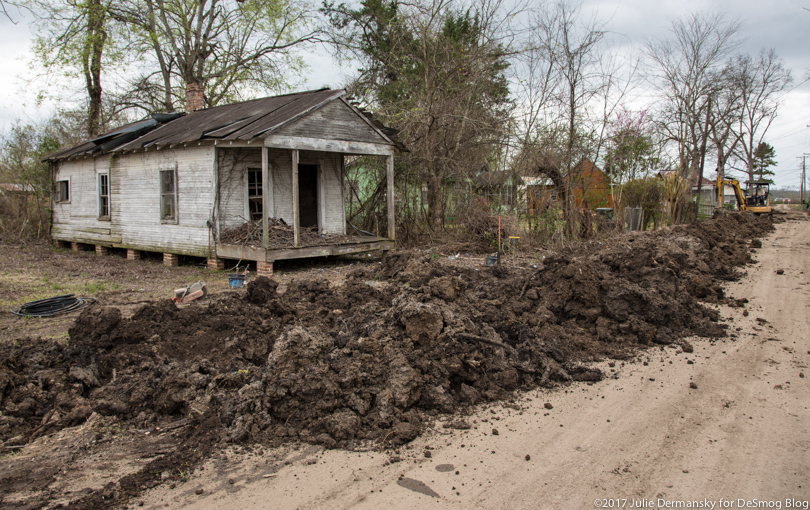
[{"xmin": 298, "ymin": 164, "xmax": 319, "ymax": 228}]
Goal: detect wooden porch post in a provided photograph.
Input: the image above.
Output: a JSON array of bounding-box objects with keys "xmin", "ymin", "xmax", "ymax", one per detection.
[
  {"xmin": 212, "ymin": 146, "xmax": 220, "ymax": 242},
  {"xmin": 292, "ymin": 149, "xmax": 300, "ymax": 247},
  {"xmin": 262, "ymin": 147, "xmax": 269, "ymax": 249},
  {"xmin": 386, "ymin": 154, "xmax": 395, "ymax": 241}
]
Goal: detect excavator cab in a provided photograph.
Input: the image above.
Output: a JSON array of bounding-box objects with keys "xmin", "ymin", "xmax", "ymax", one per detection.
[{"xmin": 744, "ymin": 181, "xmax": 770, "ymax": 208}]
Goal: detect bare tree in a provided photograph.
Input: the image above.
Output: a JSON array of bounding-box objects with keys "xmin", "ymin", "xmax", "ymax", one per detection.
[
  {"xmin": 111, "ymin": 0, "xmax": 320, "ymax": 111},
  {"xmin": 526, "ymin": 1, "xmax": 609, "ymax": 171},
  {"xmin": 729, "ymin": 49, "xmax": 793, "ymax": 183},
  {"xmin": 706, "ymin": 62, "xmax": 743, "ymax": 207},
  {"xmin": 113, "ymin": 0, "xmax": 324, "ymax": 113},
  {"xmin": 647, "ymin": 12, "xmax": 740, "ymax": 185},
  {"xmin": 509, "ymin": 4, "xmax": 561, "ymax": 153},
  {"xmin": 512, "ymin": 1, "xmax": 633, "ymax": 235},
  {"xmin": 1, "ymin": 1, "xmax": 21, "ymax": 21}
]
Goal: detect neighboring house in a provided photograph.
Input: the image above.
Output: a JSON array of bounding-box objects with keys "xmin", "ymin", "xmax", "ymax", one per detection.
[
  {"xmin": 0, "ymin": 183, "xmax": 36, "ymax": 194},
  {"xmin": 569, "ymin": 159, "xmax": 614, "ymax": 209},
  {"xmin": 0, "ymin": 183, "xmax": 37, "ymax": 218},
  {"xmin": 691, "ymin": 176, "xmax": 736, "ymax": 207},
  {"xmin": 44, "ymin": 88, "xmax": 399, "ymax": 275},
  {"xmin": 523, "ymin": 176, "xmax": 557, "ymax": 215},
  {"xmin": 470, "ymin": 167, "xmax": 521, "ymax": 211},
  {"xmin": 523, "ymin": 159, "xmax": 614, "ymax": 214}
]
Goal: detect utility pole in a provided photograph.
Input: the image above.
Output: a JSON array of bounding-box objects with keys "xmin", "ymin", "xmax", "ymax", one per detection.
[
  {"xmin": 802, "ymin": 154, "xmax": 810, "ymax": 205},
  {"xmin": 799, "ymin": 154, "xmax": 808, "ymax": 205}
]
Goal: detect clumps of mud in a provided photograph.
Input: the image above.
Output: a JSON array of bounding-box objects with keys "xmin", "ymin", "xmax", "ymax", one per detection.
[{"xmin": 0, "ymin": 213, "xmax": 771, "ymax": 451}]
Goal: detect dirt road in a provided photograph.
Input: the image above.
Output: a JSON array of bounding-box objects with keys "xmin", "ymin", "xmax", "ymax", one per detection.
[{"xmin": 138, "ymin": 214, "xmax": 810, "ymax": 510}]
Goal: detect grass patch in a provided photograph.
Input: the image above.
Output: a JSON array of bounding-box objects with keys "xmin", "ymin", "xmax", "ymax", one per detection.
[
  {"xmin": 0, "ymin": 272, "xmax": 119, "ymax": 308},
  {"xmin": 79, "ymin": 281, "xmax": 120, "ymax": 294}
]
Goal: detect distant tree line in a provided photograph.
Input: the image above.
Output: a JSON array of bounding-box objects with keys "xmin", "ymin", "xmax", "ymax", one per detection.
[{"xmin": 0, "ymin": 0, "xmax": 795, "ymax": 244}]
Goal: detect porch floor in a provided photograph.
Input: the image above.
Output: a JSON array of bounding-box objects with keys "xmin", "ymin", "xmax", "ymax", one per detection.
[{"xmin": 216, "ymin": 236, "xmax": 394, "ymax": 263}]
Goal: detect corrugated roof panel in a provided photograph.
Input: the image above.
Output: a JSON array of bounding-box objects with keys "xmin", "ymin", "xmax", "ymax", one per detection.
[
  {"xmin": 43, "ymin": 117, "xmax": 167, "ymax": 161},
  {"xmin": 44, "ymin": 141, "xmax": 96, "ymax": 161},
  {"xmin": 90, "ymin": 119, "xmax": 157, "ymax": 145},
  {"xmin": 203, "ymin": 117, "xmax": 258, "ymax": 138}
]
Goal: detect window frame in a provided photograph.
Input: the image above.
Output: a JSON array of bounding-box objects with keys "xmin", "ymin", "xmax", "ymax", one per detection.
[
  {"xmin": 56, "ymin": 179, "xmax": 70, "ymax": 203},
  {"xmin": 98, "ymin": 173, "xmax": 110, "ymax": 220},
  {"xmin": 159, "ymin": 166, "xmax": 178, "ymax": 224},
  {"xmin": 247, "ymin": 167, "xmax": 263, "ymax": 221}
]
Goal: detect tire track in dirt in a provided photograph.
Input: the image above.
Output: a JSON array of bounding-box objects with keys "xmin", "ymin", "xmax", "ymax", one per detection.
[{"xmin": 136, "ymin": 215, "xmax": 810, "ymax": 510}]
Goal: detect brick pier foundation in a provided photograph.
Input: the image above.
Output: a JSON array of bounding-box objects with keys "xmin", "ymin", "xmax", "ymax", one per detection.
[
  {"xmin": 163, "ymin": 253, "xmax": 180, "ymax": 267},
  {"xmin": 256, "ymin": 261, "xmax": 274, "ymax": 277},
  {"xmin": 207, "ymin": 257, "xmax": 225, "ymax": 270}
]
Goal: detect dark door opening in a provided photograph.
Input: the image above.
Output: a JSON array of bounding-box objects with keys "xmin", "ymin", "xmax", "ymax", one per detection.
[{"xmin": 298, "ymin": 164, "xmax": 318, "ymax": 228}]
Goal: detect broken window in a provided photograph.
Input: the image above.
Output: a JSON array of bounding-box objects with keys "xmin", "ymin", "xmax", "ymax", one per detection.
[
  {"xmin": 98, "ymin": 173, "xmax": 109, "ymax": 219},
  {"xmin": 247, "ymin": 168, "xmax": 262, "ymax": 221},
  {"xmin": 57, "ymin": 180, "xmax": 69, "ymax": 202},
  {"xmin": 160, "ymin": 168, "xmax": 177, "ymax": 222}
]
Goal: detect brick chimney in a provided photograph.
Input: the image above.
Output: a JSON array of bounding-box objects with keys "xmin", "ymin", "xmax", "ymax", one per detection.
[{"xmin": 186, "ymin": 83, "xmax": 205, "ymax": 112}]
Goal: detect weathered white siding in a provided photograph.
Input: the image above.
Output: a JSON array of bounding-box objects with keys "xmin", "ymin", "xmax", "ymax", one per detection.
[
  {"xmin": 53, "ymin": 143, "xmax": 349, "ymax": 253},
  {"xmin": 52, "ymin": 156, "xmax": 113, "ymax": 243},
  {"xmin": 52, "ymin": 146, "xmax": 216, "ymax": 256},
  {"xmin": 216, "ymin": 148, "xmax": 253, "ymax": 230},
  {"xmin": 270, "ymin": 149, "xmax": 293, "ymax": 224}
]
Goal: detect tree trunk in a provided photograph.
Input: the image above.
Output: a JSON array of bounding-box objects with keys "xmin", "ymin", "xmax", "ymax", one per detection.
[
  {"xmin": 143, "ymin": 0, "xmax": 175, "ymax": 111},
  {"xmin": 83, "ymin": 0, "xmax": 107, "ymax": 137},
  {"xmin": 424, "ymin": 171, "xmax": 442, "ymax": 232},
  {"xmin": 696, "ymin": 97, "xmax": 712, "ymax": 196},
  {"xmin": 747, "ymin": 158, "xmax": 755, "ymax": 184},
  {"xmin": 716, "ymin": 153, "xmax": 727, "ymax": 209}
]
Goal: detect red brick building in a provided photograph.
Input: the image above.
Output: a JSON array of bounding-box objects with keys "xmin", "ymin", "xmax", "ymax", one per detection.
[{"xmin": 525, "ymin": 159, "xmax": 614, "ymax": 214}]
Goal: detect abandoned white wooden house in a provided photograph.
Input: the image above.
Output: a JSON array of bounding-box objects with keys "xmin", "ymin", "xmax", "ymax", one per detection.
[{"xmin": 45, "ymin": 89, "xmax": 398, "ymax": 275}]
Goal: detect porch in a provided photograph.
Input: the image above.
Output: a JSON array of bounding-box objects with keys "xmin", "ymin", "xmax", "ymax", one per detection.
[
  {"xmin": 216, "ymin": 235, "xmax": 394, "ymax": 264},
  {"xmin": 212, "ymin": 139, "xmax": 396, "ymax": 274}
]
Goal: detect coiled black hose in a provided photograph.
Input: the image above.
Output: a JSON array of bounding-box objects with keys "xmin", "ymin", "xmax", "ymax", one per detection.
[{"xmin": 11, "ymin": 294, "xmax": 96, "ymax": 317}]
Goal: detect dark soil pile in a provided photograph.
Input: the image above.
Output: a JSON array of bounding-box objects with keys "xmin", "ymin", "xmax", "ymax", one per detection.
[{"xmin": 0, "ymin": 213, "xmax": 771, "ymax": 455}]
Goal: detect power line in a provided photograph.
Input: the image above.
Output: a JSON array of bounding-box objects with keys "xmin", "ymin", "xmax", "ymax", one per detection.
[
  {"xmin": 770, "ymin": 124, "xmax": 810, "ymax": 142},
  {"xmin": 780, "ymin": 141, "xmax": 810, "ymax": 151}
]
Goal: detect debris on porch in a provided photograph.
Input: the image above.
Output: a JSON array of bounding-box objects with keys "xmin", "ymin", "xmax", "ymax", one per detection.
[{"xmin": 219, "ymin": 219, "xmax": 356, "ymax": 249}]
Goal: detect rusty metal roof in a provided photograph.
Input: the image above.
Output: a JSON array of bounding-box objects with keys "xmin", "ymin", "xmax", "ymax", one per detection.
[
  {"xmin": 44, "ymin": 89, "xmax": 371, "ymax": 161},
  {"xmin": 43, "ymin": 117, "xmax": 168, "ymax": 161}
]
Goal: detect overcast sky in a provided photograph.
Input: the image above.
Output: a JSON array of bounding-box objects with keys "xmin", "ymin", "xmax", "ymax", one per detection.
[{"xmin": 0, "ymin": 0, "xmax": 807, "ymax": 188}]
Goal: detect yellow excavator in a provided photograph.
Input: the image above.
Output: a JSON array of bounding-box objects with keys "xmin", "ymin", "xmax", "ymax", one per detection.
[{"xmin": 716, "ymin": 178, "xmax": 772, "ymax": 219}]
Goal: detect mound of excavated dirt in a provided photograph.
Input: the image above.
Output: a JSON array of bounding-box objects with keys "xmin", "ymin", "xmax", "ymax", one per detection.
[{"xmin": 0, "ymin": 214, "xmax": 771, "ymax": 457}]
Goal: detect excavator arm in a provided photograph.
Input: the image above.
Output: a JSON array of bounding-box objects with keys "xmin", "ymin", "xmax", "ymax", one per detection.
[{"xmin": 717, "ymin": 178, "xmax": 747, "ymax": 211}]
